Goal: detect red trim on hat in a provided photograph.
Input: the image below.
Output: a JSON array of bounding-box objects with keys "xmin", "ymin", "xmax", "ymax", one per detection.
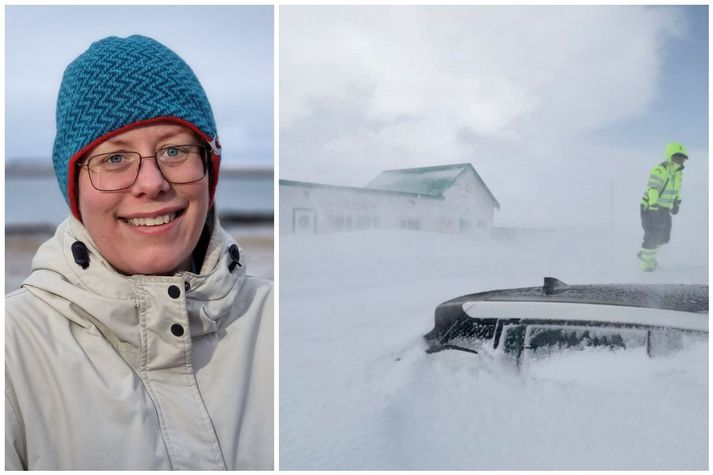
[{"xmin": 68, "ymin": 116, "xmax": 221, "ymax": 220}]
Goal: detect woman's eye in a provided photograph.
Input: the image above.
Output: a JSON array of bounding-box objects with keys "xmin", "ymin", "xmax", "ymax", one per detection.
[
  {"xmin": 162, "ymin": 147, "xmax": 186, "ymax": 158},
  {"xmin": 105, "ymin": 154, "xmax": 125, "ymax": 164}
]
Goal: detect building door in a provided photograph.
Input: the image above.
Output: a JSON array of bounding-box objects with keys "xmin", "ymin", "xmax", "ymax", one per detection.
[
  {"xmin": 293, "ymin": 208, "xmax": 317, "ymax": 234},
  {"xmin": 459, "ymin": 218, "xmax": 470, "ymax": 233}
]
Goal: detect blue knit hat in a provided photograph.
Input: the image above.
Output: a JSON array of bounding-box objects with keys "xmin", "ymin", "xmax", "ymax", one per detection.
[{"xmin": 52, "ymin": 35, "xmax": 221, "ymax": 219}]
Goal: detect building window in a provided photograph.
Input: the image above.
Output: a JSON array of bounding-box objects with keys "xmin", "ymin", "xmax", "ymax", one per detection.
[
  {"xmin": 332, "ymin": 215, "xmax": 345, "ymax": 231},
  {"xmin": 356, "ymin": 215, "xmax": 372, "ymax": 230},
  {"xmin": 459, "ymin": 219, "xmax": 470, "ymax": 232},
  {"xmin": 401, "ymin": 217, "xmax": 420, "ymax": 230},
  {"xmin": 477, "ymin": 219, "xmax": 487, "ymax": 228},
  {"xmin": 293, "ymin": 208, "xmax": 317, "ymax": 234}
]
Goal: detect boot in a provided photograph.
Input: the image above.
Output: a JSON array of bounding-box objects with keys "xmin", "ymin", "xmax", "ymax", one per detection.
[{"xmin": 639, "ymin": 247, "xmax": 658, "ymax": 271}]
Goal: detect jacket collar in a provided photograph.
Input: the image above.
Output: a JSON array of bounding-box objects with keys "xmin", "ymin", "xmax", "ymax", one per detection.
[{"xmin": 23, "ymin": 215, "xmax": 246, "ymax": 366}]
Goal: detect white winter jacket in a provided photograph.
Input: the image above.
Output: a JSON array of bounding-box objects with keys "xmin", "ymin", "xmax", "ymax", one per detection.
[{"xmin": 5, "ymin": 216, "xmax": 273, "ymax": 470}]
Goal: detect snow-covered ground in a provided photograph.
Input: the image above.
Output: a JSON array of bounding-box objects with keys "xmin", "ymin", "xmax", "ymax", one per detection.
[{"xmin": 279, "ymin": 224, "xmax": 708, "ymax": 470}]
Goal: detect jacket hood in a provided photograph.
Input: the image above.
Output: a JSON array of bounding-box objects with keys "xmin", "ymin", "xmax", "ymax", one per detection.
[
  {"xmin": 664, "ymin": 141, "xmax": 688, "ymax": 163},
  {"xmin": 22, "ymin": 215, "xmax": 247, "ymax": 369}
]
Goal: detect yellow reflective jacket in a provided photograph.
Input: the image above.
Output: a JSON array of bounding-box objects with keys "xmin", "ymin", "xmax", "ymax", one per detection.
[{"xmin": 641, "ymin": 160, "xmax": 683, "ymax": 210}]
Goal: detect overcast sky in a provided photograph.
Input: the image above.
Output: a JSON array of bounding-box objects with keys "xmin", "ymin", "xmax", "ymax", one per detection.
[
  {"xmin": 6, "ymin": 5, "xmax": 273, "ymax": 165},
  {"xmin": 280, "ymin": 6, "xmax": 708, "ymax": 228}
]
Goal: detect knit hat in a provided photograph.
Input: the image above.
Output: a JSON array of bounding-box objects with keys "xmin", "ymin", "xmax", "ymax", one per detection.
[{"xmin": 52, "ymin": 35, "xmax": 221, "ymax": 219}]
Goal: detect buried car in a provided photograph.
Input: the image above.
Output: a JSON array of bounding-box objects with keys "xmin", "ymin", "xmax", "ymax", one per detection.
[{"xmin": 424, "ymin": 277, "xmax": 708, "ymax": 364}]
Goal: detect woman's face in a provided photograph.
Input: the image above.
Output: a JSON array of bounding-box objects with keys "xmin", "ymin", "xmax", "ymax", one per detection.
[{"xmin": 77, "ymin": 122, "xmax": 210, "ymax": 275}]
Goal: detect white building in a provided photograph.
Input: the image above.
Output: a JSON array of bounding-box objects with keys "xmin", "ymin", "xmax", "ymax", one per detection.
[{"xmin": 280, "ymin": 163, "xmax": 499, "ymax": 235}]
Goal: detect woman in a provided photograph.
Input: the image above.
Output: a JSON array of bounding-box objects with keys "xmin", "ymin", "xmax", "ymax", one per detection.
[{"xmin": 5, "ymin": 35, "xmax": 273, "ymax": 470}]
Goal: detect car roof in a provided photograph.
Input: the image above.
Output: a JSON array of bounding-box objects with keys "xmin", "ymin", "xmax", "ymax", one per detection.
[{"xmin": 443, "ymin": 278, "xmax": 709, "ymax": 314}]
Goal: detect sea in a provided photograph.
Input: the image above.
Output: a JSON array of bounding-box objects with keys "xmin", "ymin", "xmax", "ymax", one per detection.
[{"xmin": 6, "ymin": 162, "xmax": 273, "ymax": 229}]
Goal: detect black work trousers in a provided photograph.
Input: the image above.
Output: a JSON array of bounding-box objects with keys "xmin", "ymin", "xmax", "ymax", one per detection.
[{"xmin": 640, "ymin": 206, "xmax": 672, "ymax": 249}]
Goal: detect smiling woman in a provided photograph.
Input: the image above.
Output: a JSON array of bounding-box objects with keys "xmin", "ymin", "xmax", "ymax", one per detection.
[{"xmin": 5, "ymin": 35, "xmax": 274, "ymax": 470}]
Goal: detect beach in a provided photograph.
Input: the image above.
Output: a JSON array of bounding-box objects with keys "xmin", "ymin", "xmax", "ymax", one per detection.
[{"xmin": 6, "ymin": 223, "xmax": 274, "ymax": 295}]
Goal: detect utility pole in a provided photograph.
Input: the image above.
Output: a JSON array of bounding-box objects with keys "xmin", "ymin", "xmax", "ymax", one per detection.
[{"xmin": 610, "ymin": 177, "xmax": 614, "ymax": 228}]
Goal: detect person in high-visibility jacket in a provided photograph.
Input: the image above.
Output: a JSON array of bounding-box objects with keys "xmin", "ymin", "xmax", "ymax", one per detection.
[{"xmin": 638, "ymin": 142, "xmax": 688, "ymax": 271}]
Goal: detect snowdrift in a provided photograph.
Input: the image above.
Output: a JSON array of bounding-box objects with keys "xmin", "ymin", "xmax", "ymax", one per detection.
[{"xmin": 280, "ymin": 227, "xmax": 708, "ymax": 470}]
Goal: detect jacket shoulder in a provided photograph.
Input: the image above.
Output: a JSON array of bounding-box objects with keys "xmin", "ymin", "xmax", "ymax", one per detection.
[
  {"xmin": 6, "ymin": 287, "xmax": 93, "ymax": 360},
  {"xmin": 651, "ymin": 162, "xmax": 668, "ymax": 174},
  {"xmin": 237, "ymin": 276, "xmax": 273, "ymax": 313},
  {"xmin": 6, "ymin": 288, "xmax": 41, "ymax": 326},
  {"xmin": 7, "ymin": 289, "xmax": 55, "ymax": 348},
  {"xmin": 6, "ymin": 287, "xmax": 56, "ymax": 322}
]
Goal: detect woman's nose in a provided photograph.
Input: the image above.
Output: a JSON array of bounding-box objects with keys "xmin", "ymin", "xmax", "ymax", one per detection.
[{"xmin": 130, "ymin": 156, "xmax": 171, "ymax": 197}]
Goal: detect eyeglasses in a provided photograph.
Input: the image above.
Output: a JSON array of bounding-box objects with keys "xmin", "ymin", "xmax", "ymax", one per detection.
[
  {"xmin": 672, "ymin": 153, "xmax": 688, "ymax": 161},
  {"xmin": 78, "ymin": 144, "xmax": 209, "ymax": 191}
]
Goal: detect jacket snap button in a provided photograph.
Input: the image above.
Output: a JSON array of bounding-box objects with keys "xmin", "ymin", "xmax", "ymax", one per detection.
[
  {"xmin": 168, "ymin": 285, "xmax": 181, "ymax": 299},
  {"xmin": 229, "ymin": 244, "xmax": 240, "ymax": 263},
  {"xmin": 184, "ymin": 281, "xmax": 191, "ymax": 292},
  {"xmin": 171, "ymin": 324, "xmax": 184, "ymax": 337}
]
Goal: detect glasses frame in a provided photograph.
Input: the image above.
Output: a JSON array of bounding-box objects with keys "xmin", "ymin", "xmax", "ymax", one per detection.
[{"xmin": 77, "ymin": 144, "xmax": 210, "ymax": 192}]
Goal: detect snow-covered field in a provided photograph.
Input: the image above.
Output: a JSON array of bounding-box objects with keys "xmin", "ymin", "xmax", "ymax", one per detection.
[{"xmin": 279, "ymin": 224, "xmax": 708, "ymax": 470}]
